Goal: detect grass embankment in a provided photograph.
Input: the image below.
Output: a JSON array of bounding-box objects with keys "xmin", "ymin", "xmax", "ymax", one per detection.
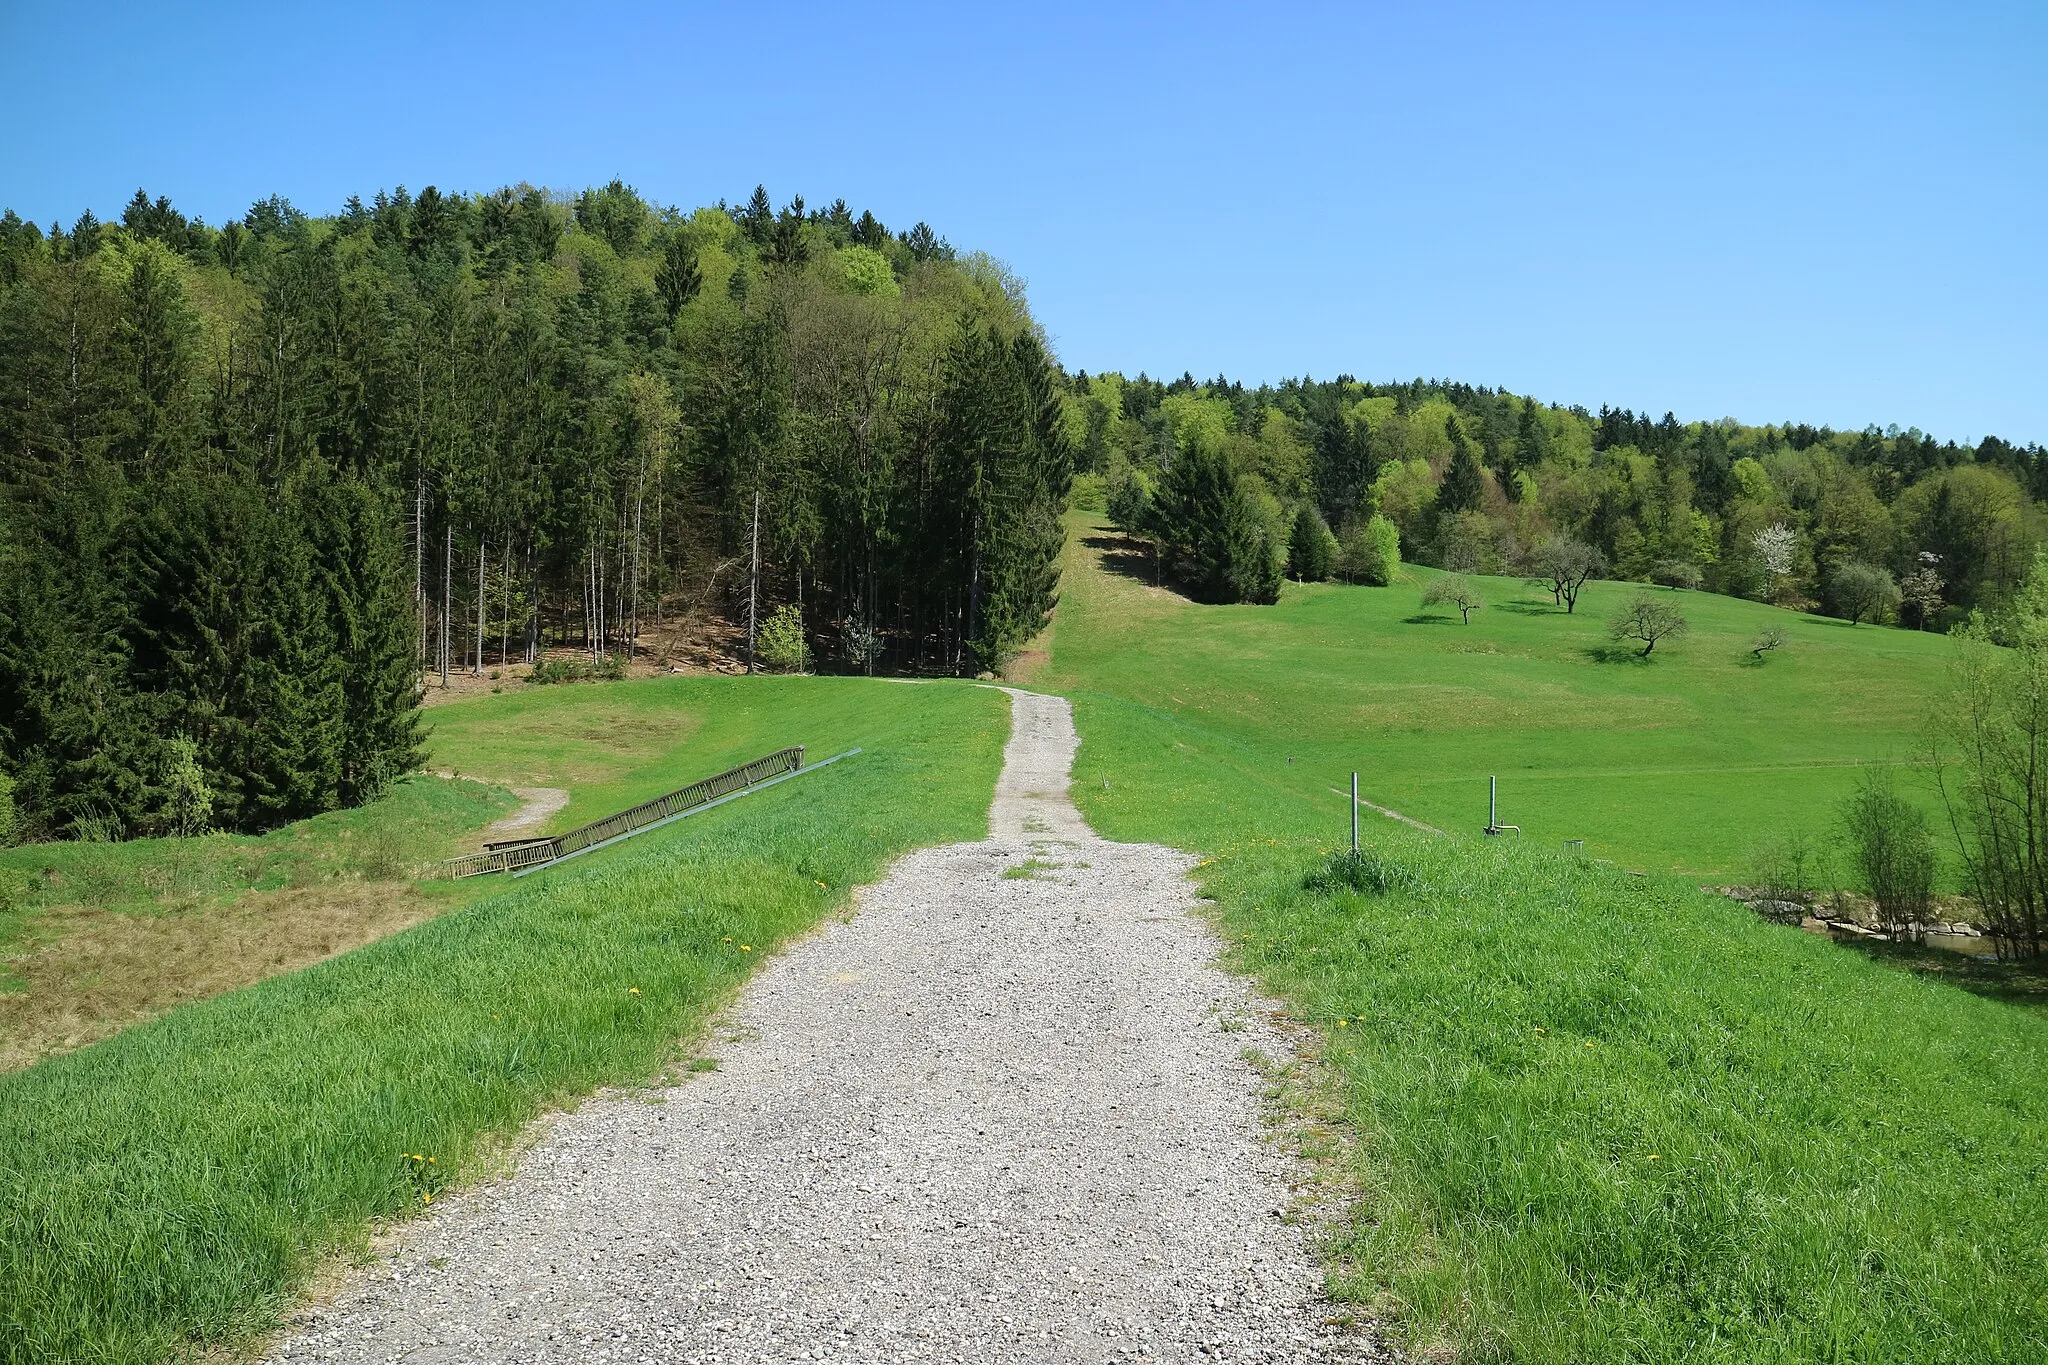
[
  {"xmin": 1047, "ymin": 518, "xmax": 2048, "ymax": 1362},
  {"xmin": 0, "ymin": 676, "xmax": 1007, "ymax": 1365},
  {"xmin": 0, "ymin": 777, "xmax": 514, "ymax": 1068},
  {"xmin": 1053, "ymin": 513, "xmax": 1949, "ymax": 877}
]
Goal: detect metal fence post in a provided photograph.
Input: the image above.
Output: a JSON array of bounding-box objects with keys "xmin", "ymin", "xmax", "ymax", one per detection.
[{"xmin": 1350, "ymin": 772, "xmax": 1359, "ymax": 854}]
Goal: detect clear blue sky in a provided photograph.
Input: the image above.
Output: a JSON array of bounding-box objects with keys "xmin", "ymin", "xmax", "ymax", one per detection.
[{"xmin": 3, "ymin": 1, "xmax": 2042, "ymax": 443}]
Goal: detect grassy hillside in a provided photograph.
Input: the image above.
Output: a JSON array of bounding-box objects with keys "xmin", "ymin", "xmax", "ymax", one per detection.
[
  {"xmin": 1046, "ymin": 513, "xmax": 1950, "ymax": 878},
  {"xmin": 0, "ymin": 776, "xmax": 515, "ymax": 1068},
  {"xmin": 1046, "ymin": 516, "xmax": 2048, "ymax": 1363},
  {"xmin": 0, "ymin": 676, "xmax": 1007, "ymax": 1365}
]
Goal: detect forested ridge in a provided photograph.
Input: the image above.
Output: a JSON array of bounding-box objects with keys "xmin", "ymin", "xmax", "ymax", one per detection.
[
  {"xmin": 0, "ymin": 183, "xmax": 1071, "ymax": 841},
  {"xmin": 1080, "ymin": 368, "xmax": 2048, "ymax": 620},
  {"xmin": 6, "ymin": 178, "xmax": 2046, "ymax": 847}
]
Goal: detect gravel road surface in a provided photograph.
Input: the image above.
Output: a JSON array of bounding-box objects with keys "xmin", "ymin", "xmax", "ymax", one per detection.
[{"xmin": 270, "ymin": 690, "xmax": 1380, "ymax": 1364}]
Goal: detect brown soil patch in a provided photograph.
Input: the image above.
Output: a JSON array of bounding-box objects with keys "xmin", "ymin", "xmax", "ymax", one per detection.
[
  {"xmin": 0, "ymin": 881, "xmax": 454, "ymax": 1071},
  {"xmin": 419, "ymin": 609, "xmax": 753, "ymax": 708}
]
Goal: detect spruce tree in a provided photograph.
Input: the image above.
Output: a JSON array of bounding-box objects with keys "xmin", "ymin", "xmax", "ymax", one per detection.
[
  {"xmin": 655, "ymin": 233, "xmax": 702, "ymax": 324},
  {"xmin": 1436, "ymin": 416, "xmax": 1485, "ymax": 516}
]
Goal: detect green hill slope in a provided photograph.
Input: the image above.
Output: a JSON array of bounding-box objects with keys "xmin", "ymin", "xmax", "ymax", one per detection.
[
  {"xmin": 1045, "ymin": 513, "xmax": 2047, "ymax": 1363},
  {"xmin": 1046, "ymin": 512, "xmax": 1949, "ymax": 877}
]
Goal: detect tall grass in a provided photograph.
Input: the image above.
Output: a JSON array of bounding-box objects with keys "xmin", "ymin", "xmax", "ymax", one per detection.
[
  {"xmin": 1067, "ymin": 692, "xmax": 2048, "ymax": 1362},
  {"xmin": 0, "ymin": 678, "xmax": 1006, "ymax": 1365}
]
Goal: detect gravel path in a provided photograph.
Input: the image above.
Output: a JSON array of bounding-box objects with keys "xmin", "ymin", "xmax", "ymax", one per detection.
[
  {"xmin": 271, "ymin": 690, "xmax": 1381, "ymax": 1364},
  {"xmin": 482, "ymin": 787, "xmax": 572, "ymax": 841}
]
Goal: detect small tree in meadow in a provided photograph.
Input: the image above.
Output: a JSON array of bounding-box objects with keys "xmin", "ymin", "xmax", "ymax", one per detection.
[
  {"xmin": 1610, "ymin": 591, "xmax": 1687, "ymax": 656},
  {"xmin": 1839, "ymin": 766, "xmax": 1935, "ymax": 944},
  {"xmin": 155, "ymin": 736, "xmax": 214, "ymax": 838},
  {"xmin": 1422, "ymin": 574, "xmax": 1483, "ymax": 624},
  {"xmin": 756, "ymin": 604, "xmax": 809, "ymax": 673},
  {"xmin": 1527, "ymin": 536, "xmax": 1607, "ymax": 613}
]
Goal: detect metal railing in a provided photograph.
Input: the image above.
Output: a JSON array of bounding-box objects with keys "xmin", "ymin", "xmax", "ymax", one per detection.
[{"xmin": 439, "ymin": 746, "xmax": 805, "ymax": 879}]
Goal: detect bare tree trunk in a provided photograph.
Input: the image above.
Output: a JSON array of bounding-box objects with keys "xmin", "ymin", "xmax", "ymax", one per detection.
[
  {"xmin": 632, "ymin": 489, "xmax": 644, "ymax": 660},
  {"xmin": 474, "ymin": 535, "xmax": 485, "ymax": 675},
  {"xmin": 414, "ymin": 474, "xmax": 425, "ymax": 664},
  {"xmin": 440, "ymin": 522, "xmax": 451, "ymax": 690},
  {"xmin": 501, "ymin": 527, "xmax": 512, "ymax": 667},
  {"xmin": 747, "ymin": 488, "xmax": 761, "ymax": 674}
]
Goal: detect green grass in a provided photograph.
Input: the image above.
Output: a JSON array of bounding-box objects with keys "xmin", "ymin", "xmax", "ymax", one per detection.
[
  {"xmin": 0, "ymin": 675, "xmax": 1007, "ymax": 1365},
  {"xmin": 1049, "ymin": 518, "xmax": 2048, "ymax": 1363},
  {"xmin": 1051, "ymin": 513, "xmax": 1951, "ymax": 878}
]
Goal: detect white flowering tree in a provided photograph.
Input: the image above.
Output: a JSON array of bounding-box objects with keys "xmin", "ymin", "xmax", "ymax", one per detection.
[{"xmin": 1753, "ymin": 523, "xmax": 1798, "ymax": 602}]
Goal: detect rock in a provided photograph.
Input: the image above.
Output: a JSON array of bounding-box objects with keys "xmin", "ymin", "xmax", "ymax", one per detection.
[{"xmin": 1746, "ymin": 899, "xmax": 1806, "ymax": 924}]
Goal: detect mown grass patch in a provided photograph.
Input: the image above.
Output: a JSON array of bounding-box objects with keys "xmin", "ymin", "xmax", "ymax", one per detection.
[{"xmin": 0, "ymin": 677, "xmax": 1007, "ymax": 1365}]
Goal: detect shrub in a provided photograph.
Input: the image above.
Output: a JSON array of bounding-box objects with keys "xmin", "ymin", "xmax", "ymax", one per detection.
[
  {"xmin": 1339, "ymin": 514, "xmax": 1402, "ymax": 586},
  {"xmin": 1839, "ymin": 767, "xmax": 1935, "ymax": 943},
  {"xmin": 527, "ymin": 657, "xmax": 590, "ymax": 686},
  {"xmin": 1748, "ymin": 830, "xmax": 1815, "ymax": 900},
  {"xmin": 154, "ymin": 736, "xmax": 213, "ymax": 838},
  {"xmin": 1932, "ymin": 590, "xmax": 2048, "ymax": 958},
  {"xmin": 756, "ymin": 604, "xmax": 809, "ymax": 673},
  {"xmin": 0, "ymin": 768, "xmax": 14, "ymax": 847}
]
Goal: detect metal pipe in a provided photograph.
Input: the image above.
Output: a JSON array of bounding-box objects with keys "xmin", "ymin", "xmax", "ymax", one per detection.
[{"xmin": 1350, "ymin": 772, "xmax": 1359, "ymax": 853}]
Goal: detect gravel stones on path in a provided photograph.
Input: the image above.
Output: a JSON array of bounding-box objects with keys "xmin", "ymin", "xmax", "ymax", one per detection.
[{"xmin": 271, "ymin": 689, "xmax": 1383, "ymax": 1364}]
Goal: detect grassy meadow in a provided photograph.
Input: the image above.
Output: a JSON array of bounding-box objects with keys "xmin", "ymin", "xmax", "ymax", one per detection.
[
  {"xmin": 0, "ymin": 676, "xmax": 1008, "ymax": 1365},
  {"xmin": 1047, "ymin": 515, "xmax": 2048, "ymax": 1361},
  {"xmin": 1048, "ymin": 513, "xmax": 1952, "ymax": 878}
]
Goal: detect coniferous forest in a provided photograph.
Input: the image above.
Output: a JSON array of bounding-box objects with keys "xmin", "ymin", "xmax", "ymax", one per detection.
[{"xmin": 0, "ymin": 183, "xmax": 1071, "ymax": 840}]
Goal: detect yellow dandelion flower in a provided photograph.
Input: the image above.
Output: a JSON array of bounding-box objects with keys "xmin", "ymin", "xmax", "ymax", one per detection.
[
  {"xmin": 1585, "ymin": 1041, "xmax": 1595, "ymax": 1048},
  {"xmin": 628, "ymin": 988, "xmax": 642, "ymax": 996},
  {"xmin": 1648, "ymin": 1154, "xmax": 1661, "ymax": 1161},
  {"xmin": 1534, "ymin": 1027, "xmax": 1546, "ymax": 1034},
  {"xmin": 1336, "ymin": 1019, "xmax": 1348, "ymax": 1028},
  {"xmin": 740, "ymin": 945, "xmax": 752, "ymax": 952},
  {"xmin": 815, "ymin": 880, "xmax": 828, "ymax": 890},
  {"xmin": 422, "ymin": 1191, "xmax": 432, "ymax": 1205}
]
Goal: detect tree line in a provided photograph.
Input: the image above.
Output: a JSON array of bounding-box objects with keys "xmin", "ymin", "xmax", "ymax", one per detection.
[
  {"xmin": 0, "ymin": 182, "xmax": 1070, "ymax": 841},
  {"xmin": 1080, "ymin": 369, "xmax": 2046, "ymax": 621}
]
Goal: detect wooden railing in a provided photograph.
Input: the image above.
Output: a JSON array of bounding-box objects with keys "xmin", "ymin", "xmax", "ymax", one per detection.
[{"xmin": 439, "ymin": 746, "xmax": 805, "ymax": 879}]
